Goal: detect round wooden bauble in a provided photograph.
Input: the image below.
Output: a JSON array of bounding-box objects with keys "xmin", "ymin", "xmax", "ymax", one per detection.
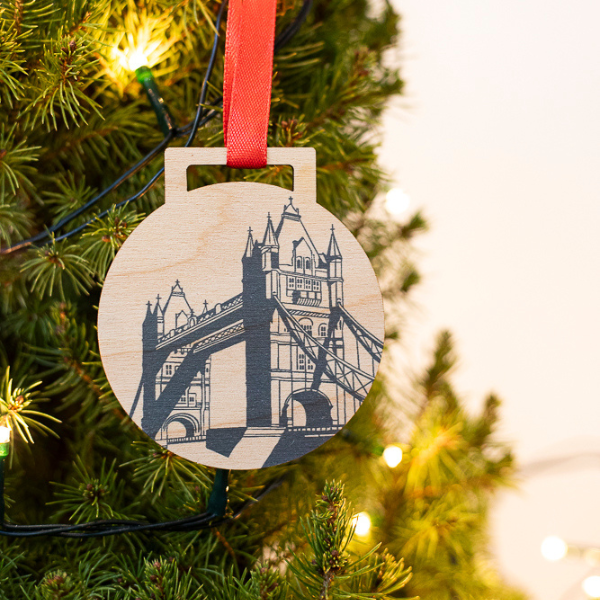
[{"xmin": 98, "ymin": 148, "xmax": 385, "ymax": 469}]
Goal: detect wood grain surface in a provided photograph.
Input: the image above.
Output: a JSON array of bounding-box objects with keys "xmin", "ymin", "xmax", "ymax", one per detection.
[{"xmin": 98, "ymin": 148, "xmax": 385, "ymax": 469}]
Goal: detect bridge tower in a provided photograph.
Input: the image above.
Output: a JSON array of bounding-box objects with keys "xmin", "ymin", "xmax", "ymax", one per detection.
[
  {"xmin": 242, "ymin": 198, "xmax": 347, "ymax": 430},
  {"xmin": 141, "ymin": 282, "xmax": 210, "ymax": 442},
  {"xmin": 241, "ymin": 216, "xmax": 279, "ymax": 427}
]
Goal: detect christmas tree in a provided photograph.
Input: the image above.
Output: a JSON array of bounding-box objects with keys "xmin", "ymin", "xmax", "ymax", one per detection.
[{"xmin": 0, "ymin": 0, "xmax": 525, "ymax": 598}]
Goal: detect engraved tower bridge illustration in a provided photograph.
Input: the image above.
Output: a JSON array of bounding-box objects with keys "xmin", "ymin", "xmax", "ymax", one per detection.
[{"xmin": 136, "ymin": 198, "xmax": 383, "ymax": 465}]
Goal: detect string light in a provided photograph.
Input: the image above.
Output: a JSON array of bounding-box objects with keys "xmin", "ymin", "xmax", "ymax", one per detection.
[
  {"xmin": 353, "ymin": 512, "xmax": 371, "ymax": 536},
  {"xmin": 118, "ymin": 47, "xmax": 150, "ymax": 72},
  {"xmin": 113, "ymin": 42, "xmax": 175, "ymax": 136},
  {"xmin": 113, "ymin": 13, "xmax": 172, "ymax": 75},
  {"xmin": 583, "ymin": 576, "xmax": 600, "ymax": 598},
  {"xmin": 0, "ymin": 426, "xmax": 10, "ymax": 445},
  {"xmin": 112, "ymin": 18, "xmax": 174, "ymax": 135},
  {"xmin": 539, "ymin": 536, "xmax": 600, "ymax": 597},
  {"xmin": 383, "ymin": 445, "xmax": 403, "ymax": 468},
  {"xmin": 385, "ymin": 188, "xmax": 411, "ymax": 216},
  {"xmin": 0, "ymin": 426, "xmax": 10, "ymax": 457},
  {"xmin": 0, "ymin": 425, "xmax": 8, "ymax": 523},
  {"xmin": 541, "ymin": 536, "xmax": 568, "ymax": 561}
]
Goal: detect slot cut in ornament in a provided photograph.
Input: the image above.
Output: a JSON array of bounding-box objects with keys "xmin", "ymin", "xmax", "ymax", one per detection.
[{"xmin": 98, "ymin": 147, "xmax": 385, "ymax": 469}]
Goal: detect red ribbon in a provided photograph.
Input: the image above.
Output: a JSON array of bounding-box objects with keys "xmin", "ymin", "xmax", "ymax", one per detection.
[{"xmin": 223, "ymin": 0, "xmax": 277, "ymax": 168}]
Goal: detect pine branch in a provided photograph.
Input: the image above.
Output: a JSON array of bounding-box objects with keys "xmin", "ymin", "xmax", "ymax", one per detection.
[
  {"xmin": 21, "ymin": 239, "xmax": 94, "ymax": 299},
  {"xmin": 289, "ymin": 482, "xmax": 412, "ymax": 600},
  {"xmin": 0, "ymin": 124, "xmax": 40, "ymax": 199},
  {"xmin": 81, "ymin": 205, "xmax": 144, "ymax": 278}
]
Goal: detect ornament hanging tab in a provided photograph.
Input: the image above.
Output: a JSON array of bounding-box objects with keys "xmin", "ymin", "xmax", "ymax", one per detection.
[{"xmin": 223, "ymin": 0, "xmax": 278, "ymax": 168}]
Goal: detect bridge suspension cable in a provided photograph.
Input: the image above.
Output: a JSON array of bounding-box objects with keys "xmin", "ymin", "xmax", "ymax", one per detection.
[
  {"xmin": 274, "ymin": 298, "xmax": 376, "ymax": 401},
  {"xmin": 336, "ymin": 304, "xmax": 384, "ymax": 362}
]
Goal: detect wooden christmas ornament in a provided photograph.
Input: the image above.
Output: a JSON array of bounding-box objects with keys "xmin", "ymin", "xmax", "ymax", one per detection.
[{"xmin": 98, "ymin": 147, "xmax": 385, "ymax": 469}]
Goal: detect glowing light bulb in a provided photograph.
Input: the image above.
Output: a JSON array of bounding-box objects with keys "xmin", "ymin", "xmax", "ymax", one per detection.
[
  {"xmin": 0, "ymin": 426, "xmax": 10, "ymax": 444},
  {"xmin": 385, "ymin": 188, "xmax": 410, "ymax": 216},
  {"xmin": 128, "ymin": 48, "xmax": 149, "ymax": 71},
  {"xmin": 583, "ymin": 576, "xmax": 600, "ymax": 598},
  {"xmin": 353, "ymin": 512, "xmax": 371, "ymax": 536},
  {"xmin": 541, "ymin": 536, "xmax": 568, "ymax": 562},
  {"xmin": 383, "ymin": 445, "xmax": 403, "ymax": 468},
  {"xmin": 117, "ymin": 47, "xmax": 149, "ymax": 72}
]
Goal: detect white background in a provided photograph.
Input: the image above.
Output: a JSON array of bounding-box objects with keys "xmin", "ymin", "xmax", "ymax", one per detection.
[{"xmin": 379, "ymin": 1, "xmax": 600, "ymax": 598}]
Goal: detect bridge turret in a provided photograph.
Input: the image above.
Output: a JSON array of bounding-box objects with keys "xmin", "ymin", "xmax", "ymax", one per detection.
[
  {"xmin": 163, "ymin": 280, "xmax": 193, "ymax": 333},
  {"xmin": 326, "ymin": 225, "xmax": 344, "ymax": 306},
  {"xmin": 242, "ymin": 227, "xmax": 260, "ymax": 290},
  {"xmin": 143, "ymin": 301, "xmax": 158, "ymax": 346},
  {"xmin": 242, "ymin": 226, "xmax": 260, "ymax": 282},
  {"xmin": 155, "ymin": 295, "xmax": 164, "ymax": 336},
  {"xmin": 243, "ymin": 227, "xmax": 254, "ymax": 259},
  {"xmin": 263, "ymin": 213, "xmax": 277, "ymax": 247},
  {"xmin": 261, "ymin": 213, "xmax": 279, "ymax": 273}
]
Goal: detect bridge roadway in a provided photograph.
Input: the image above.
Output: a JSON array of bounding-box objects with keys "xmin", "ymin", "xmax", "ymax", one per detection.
[{"xmin": 156, "ymin": 293, "xmax": 243, "ymax": 355}]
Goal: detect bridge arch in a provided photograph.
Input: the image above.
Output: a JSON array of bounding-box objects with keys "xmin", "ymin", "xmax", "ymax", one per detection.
[
  {"xmin": 280, "ymin": 389, "xmax": 333, "ymax": 428},
  {"xmin": 164, "ymin": 413, "xmax": 199, "ymax": 439}
]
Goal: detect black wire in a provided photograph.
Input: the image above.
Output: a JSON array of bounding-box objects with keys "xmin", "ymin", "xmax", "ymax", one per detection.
[
  {"xmin": 51, "ymin": 108, "xmax": 221, "ymax": 244},
  {"xmin": 0, "ymin": 476, "xmax": 283, "ymax": 538},
  {"xmin": 184, "ymin": 0, "xmax": 225, "ymax": 150},
  {"xmin": 0, "ymin": 0, "xmax": 310, "ymax": 539},
  {"xmin": 0, "ymin": 0, "xmax": 313, "ymax": 255},
  {"xmin": 274, "ymin": 0, "xmax": 313, "ymax": 51},
  {"xmin": 4, "ymin": 131, "xmax": 177, "ymax": 253},
  {"xmin": 0, "ymin": 0, "xmax": 227, "ymax": 254}
]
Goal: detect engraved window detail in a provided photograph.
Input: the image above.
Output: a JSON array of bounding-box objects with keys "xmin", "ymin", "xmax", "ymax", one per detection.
[
  {"xmin": 296, "ymin": 352, "xmax": 314, "ymax": 371},
  {"xmin": 189, "ymin": 393, "xmax": 196, "ymax": 407},
  {"xmin": 296, "ymin": 257, "xmax": 302, "ymax": 269},
  {"xmin": 287, "ymin": 276, "xmax": 296, "ymax": 289},
  {"xmin": 296, "ymin": 278, "xmax": 303, "ymax": 289},
  {"xmin": 318, "ymin": 323, "xmax": 327, "ymax": 337},
  {"xmin": 312, "ymin": 279, "xmax": 320, "ymax": 291},
  {"xmin": 165, "ymin": 364, "xmax": 173, "ymax": 376},
  {"xmin": 305, "ymin": 257, "xmax": 311, "ymax": 271}
]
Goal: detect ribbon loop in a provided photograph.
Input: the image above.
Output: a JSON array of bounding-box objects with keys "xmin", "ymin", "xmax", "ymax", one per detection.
[{"xmin": 223, "ymin": 0, "xmax": 277, "ymax": 168}]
